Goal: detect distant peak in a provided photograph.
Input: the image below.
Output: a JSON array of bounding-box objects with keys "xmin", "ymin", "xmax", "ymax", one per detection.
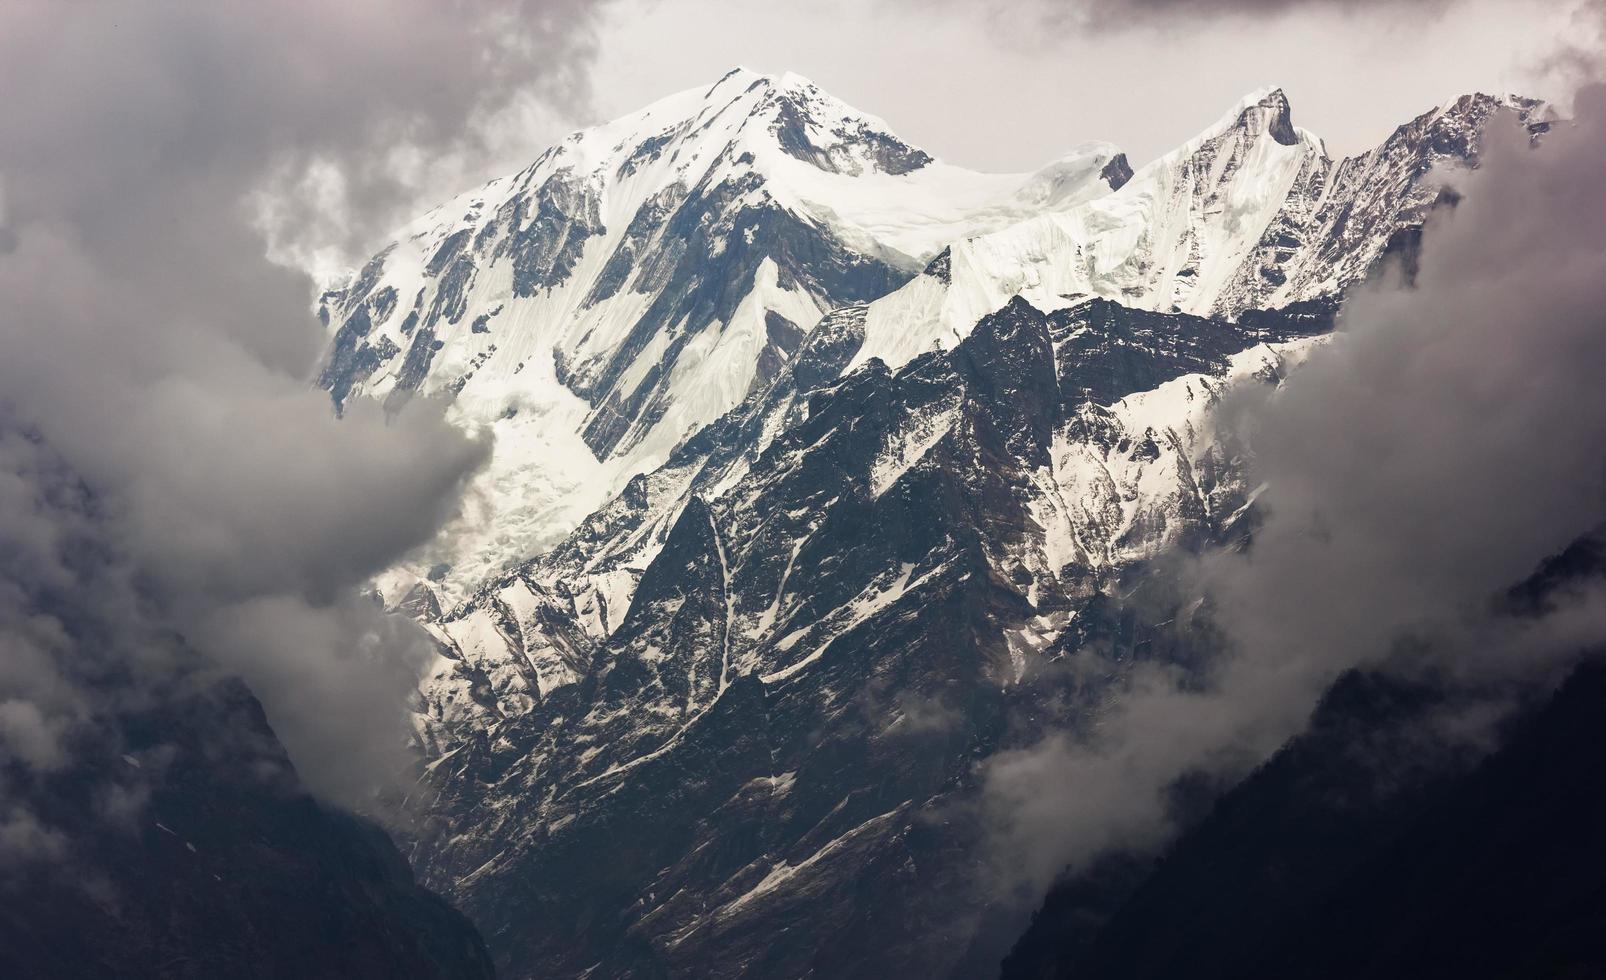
[
  {"xmin": 1231, "ymin": 84, "xmax": 1289, "ymax": 112},
  {"xmin": 705, "ymin": 65, "xmax": 762, "ymax": 96},
  {"xmin": 776, "ymin": 70, "xmax": 820, "ymax": 92},
  {"xmin": 703, "ymin": 67, "xmax": 828, "ymax": 102},
  {"xmin": 1436, "ymin": 91, "xmax": 1554, "ymax": 125},
  {"xmin": 722, "ymin": 71, "xmax": 932, "ymax": 177},
  {"xmin": 1221, "ymin": 86, "xmax": 1298, "ymax": 146},
  {"xmin": 539, "ymin": 67, "xmax": 935, "ymax": 184},
  {"xmin": 1013, "ymin": 141, "xmax": 1130, "ymax": 208}
]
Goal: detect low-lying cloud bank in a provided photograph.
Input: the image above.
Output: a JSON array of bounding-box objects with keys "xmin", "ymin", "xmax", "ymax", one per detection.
[
  {"xmin": 0, "ymin": 0, "xmax": 613, "ymax": 858},
  {"xmin": 985, "ymin": 80, "xmax": 1606, "ymax": 897}
]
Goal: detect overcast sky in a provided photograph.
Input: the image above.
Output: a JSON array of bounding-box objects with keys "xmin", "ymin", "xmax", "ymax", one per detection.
[
  {"xmin": 556, "ymin": 0, "xmax": 1582, "ymax": 173},
  {"xmin": 250, "ymin": 0, "xmax": 1591, "ymax": 279}
]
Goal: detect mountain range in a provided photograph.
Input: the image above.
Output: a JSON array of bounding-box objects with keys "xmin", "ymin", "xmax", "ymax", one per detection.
[{"xmin": 313, "ymin": 72, "xmax": 1557, "ymax": 978}]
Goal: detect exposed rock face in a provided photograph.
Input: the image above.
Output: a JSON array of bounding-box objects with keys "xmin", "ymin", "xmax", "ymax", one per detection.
[
  {"xmin": 1212, "ymin": 91, "xmax": 1552, "ymax": 314},
  {"xmin": 406, "ymin": 296, "xmax": 1332, "ymax": 978}
]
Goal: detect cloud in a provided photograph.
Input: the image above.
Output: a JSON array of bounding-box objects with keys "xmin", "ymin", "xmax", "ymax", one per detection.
[
  {"xmin": 1100, "ymin": 0, "xmax": 1448, "ymax": 22},
  {"xmin": 900, "ymin": 0, "xmax": 1456, "ymax": 37},
  {"xmin": 983, "ymin": 76, "xmax": 1606, "ymax": 899},
  {"xmin": 0, "ymin": 0, "xmax": 612, "ymax": 836}
]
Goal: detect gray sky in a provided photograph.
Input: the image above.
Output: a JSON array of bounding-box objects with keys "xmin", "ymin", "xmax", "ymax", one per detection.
[
  {"xmin": 563, "ymin": 0, "xmax": 1581, "ymax": 173},
  {"xmin": 265, "ymin": 0, "xmax": 1591, "ymax": 279}
]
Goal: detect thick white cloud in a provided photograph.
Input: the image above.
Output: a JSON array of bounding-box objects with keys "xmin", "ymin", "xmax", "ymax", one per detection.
[
  {"xmin": 982, "ymin": 76, "xmax": 1606, "ymax": 901},
  {"xmin": 0, "ymin": 0, "xmax": 611, "ymax": 825}
]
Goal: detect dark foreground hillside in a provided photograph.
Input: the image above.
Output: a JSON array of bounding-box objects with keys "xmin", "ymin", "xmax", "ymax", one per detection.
[
  {"xmin": 1004, "ymin": 651, "xmax": 1606, "ymax": 980},
  {"xmin": 0, "ymin": 677, "xmax": 494, "ymax": 980}
]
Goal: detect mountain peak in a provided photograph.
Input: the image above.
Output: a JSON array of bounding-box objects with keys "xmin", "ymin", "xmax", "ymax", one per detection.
[
  {"xmin": 696, "ymin": 68, "xmax": 939, "ymax": 176},
  {"xmin": 705, "ymin": 64, "xmax": 762, "ymax": 95},
  {"xmin": 751, "ymin": 73, "xmax": 933, "ymax": 176},
  {"xmin": 518, "ymin": 67, "xmax": 931, "ymax": 189},
  {"xmin": 1217, "ymin": 85, "xmax": 1298, "ymax": 146},
  {"xmin": 1013, "ymin": 141, "xmax": 1132, "ymax": 206},
  {"xmin": 775, "ymin": 69, "xmax": 821, "ymax": 92},
  {"xmin": 1137, "ymin": 86, "xmax": 1309, "ymax": 174},
  {"xmin": 705, "ymin": 66, "xmax": 824, "ymax": 94}
]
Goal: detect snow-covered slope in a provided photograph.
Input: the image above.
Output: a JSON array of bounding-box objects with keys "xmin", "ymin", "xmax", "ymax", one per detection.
[
  {"xmin": 316, "ymin": 68, "xmax": 1128, "ymax": 602},
  {"xmin": 849, "ymin": 89, "xmax": 1550, "ymax": 374}
]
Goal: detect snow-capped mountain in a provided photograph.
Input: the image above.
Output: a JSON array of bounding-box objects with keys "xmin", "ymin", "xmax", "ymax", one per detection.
[
  {"xmin": 847, "ymin": 88, "xmax": 1551, "ymax": 373},
  {"xmin": 317, "ymin": 68, "xmax": 1128, "ymax": 601},
  {"xmin": 313, "ymin": 76, "xmax": 1549, "ymax": 978},
  {"xmin": 319, "ymin": 76, "xmax": 1543, "ymax": 608},
  {"xmin": 369, "ymin": 83, "xmax": 1545, "ymax": 656}
]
